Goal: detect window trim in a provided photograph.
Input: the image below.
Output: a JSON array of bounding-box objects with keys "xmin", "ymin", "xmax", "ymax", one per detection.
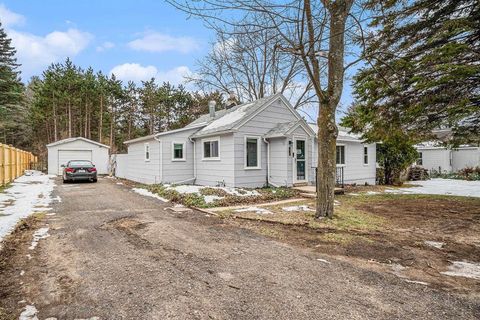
[
  {"xmin": 336, "ymin": 144, "xmax": 346, "ymax": 167},
  {"xmin": 244, "ymin": 136, "xmax": 261, "ymax": 170},
  {"xmin": 201, "ymin": 137, "xmax": 221, "ymax": 161},
  {"xmin": 171, "ymin": 141, "xmax": 186, "ymax": 161},
  {"xmin": 417, "ymin": 152, "xmax": 423, "ymax": 166},
  {"xmin": 363, "ymin": 145, "xmax": 369, "ymax": 165},
  {"xmin": 144, "ymin": 143, "xmax": 150, "ymax": 162}
]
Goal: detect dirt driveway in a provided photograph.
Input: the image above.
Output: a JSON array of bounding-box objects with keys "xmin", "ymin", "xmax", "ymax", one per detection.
[{"xmin": 1, "ymin": 178, "xmax": 478, "ymax": 319}]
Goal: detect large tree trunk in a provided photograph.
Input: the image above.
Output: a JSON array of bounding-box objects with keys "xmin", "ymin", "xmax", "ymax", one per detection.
[
  {"xmin": 316, "ymin": 102, "xmax": 338, "ymax": 218},
  {"xmin": 315, "ymin": 0, "xmax": 351, "ymax": 218},
  {"xmin": 52, "ymin": 93, "xmax": 58, "ymax": 141},
  {"xmin": 99, "ymin": 95, "xmax": 103, "ymax": 143}
]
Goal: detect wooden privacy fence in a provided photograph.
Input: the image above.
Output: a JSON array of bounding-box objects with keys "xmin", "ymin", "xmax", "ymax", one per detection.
[{"xmin": 0, "ymin": 143, "xmax": 38, "ymax": 186}]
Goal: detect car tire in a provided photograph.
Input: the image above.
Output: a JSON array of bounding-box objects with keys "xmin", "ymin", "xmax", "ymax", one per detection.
[
  {"xmin": 92, "ymin": 178, "xmax": 97, "ymax": 183},
  {"xmin": 62, "ymin": 177, "xmax": 68, "ymax": 184}
]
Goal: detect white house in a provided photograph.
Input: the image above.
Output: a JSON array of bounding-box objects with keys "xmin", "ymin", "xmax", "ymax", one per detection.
[
  {"xmin": 416, "ymin": 142, "xmax": 480, "ymax": 173},
  {"xmin": 115, "ymin": 94, "xmax": 376, "ymax": 187},
  {"xmin": 47, "ymin": 137, "xmax": 110, "ymax": 175}
]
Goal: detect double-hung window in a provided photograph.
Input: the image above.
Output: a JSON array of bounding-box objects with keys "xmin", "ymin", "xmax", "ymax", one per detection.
[
  {"xmin": 172, "ymin": 142, "xmax": 185, "ymax": 161},
  {"xmin": 336, "ymin": 145, "xmax": 345, "ymax": 165},
  {"xmin": 203, "ymin": 138, "xmax": 220, "ymax": 159},
  {"xmin": 245, "ymin": 136, "xmax": 260, "ymax": 169},
  {"xmin": 363, "ymin": 146, "xmax": 369, "ymax": 165},
  {"xmin": 417, "ymin": 152, "xmax": 423, "ymax": 165}
]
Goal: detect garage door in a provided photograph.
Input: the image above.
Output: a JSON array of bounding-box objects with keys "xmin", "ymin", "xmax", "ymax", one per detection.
[{"xmin": 58, "ymin": 150, "xmax": 92, "ymax": 174}]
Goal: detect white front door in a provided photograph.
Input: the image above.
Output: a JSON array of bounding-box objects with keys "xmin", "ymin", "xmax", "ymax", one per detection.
[{"xmin": 293, "ymin": 138, "xmax": 307, "ymax": 183}]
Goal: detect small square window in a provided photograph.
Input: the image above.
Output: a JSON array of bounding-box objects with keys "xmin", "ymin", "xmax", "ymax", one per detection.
[
  {"xmin": 172, "ymin": 143, "xmax": 185, "ymax": 160},
  {"xmin": 203, "ymin": 139, "xmax": 219, "ymax": 159},
  {"xmin": 363, "ymin": 146, "xmax": 369, "ymax": 165}
]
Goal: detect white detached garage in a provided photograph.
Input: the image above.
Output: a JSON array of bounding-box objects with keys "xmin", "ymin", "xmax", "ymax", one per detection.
[{"xmin": 47, "ymin": 137, "xmax": 110, "ymax": 175}]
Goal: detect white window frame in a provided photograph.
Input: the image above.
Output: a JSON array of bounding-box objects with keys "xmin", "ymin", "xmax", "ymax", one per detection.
[
  {"xmin": 202, "ymin": 137, "xmax": 220, "ymax": 161},
  {"xmin": 244, "ymin": 136, "xmax": 261, "ymax": 170},
  {"xmin": 144, "ymin": 143, "xmax": 150, "ymax": 162},
  {"xmin": 336, "ymin": 144, "xmax": 346, "ymax": 167},
  {"xmin": 171, "ymin": 142, "xmax": 186, "ymax": 161},
  {"xmin": 363, "ymin": 145, "xmax": 369, "ymax": 165}
]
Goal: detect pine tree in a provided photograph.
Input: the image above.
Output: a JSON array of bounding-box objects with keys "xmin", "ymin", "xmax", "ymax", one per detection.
[{"xmin": 344, "ymin": 0, "xmax": 480, "ymax": 145}]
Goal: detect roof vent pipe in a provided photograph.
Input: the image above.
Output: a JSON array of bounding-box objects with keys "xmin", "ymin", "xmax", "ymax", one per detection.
[{"xmin": 208, "ymin": 100, "xmax": 216, "ymax": 118}]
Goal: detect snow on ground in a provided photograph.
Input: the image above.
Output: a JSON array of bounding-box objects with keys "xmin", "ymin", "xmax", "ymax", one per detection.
[
  {"xmin": 29, "ymin": 227, "xmax": 50, "ymax": 250},
  {"xmin": 441, "ymin": 261, "xmax": 480, "ymax": 280},
  {"xmin": 0, "ymin": 171, "xmax": 55, "ymax": 242},
  {"xmin": 424, "ymin": 240, "xmax": 445, "ymax": 249},
  {"xmin": 385, "ymin": 179, "xmax": 480, "ymax": 198},
  {"xmin": 132, "ymin": 188, "xmax": 168, "ymax": 202},
  {"xmin": 282, "ymin": 205, "xmax": 314, "ymax": 212},
  {"xmin": 235, "ymin": 207, "xmax": 273, "ymax": 215},
  {"xmin": 160, "ymin": 184, "xmax": 260, "ymax": 204},
  {"xmin": 19, "ymin": 305, "xmax": 38, "ymax": 320}
]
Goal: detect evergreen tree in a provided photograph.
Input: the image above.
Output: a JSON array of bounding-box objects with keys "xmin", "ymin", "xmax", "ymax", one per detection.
[
  {"xmin": 344, "ymin": 0, "xmax": 480, "ymax": 145},
  {"xmin": 0, "ymin": 21, "xmax": 27, "ymax": 146}
]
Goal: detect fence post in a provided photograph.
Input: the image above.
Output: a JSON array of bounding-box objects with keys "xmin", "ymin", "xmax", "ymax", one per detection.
[{"xmin": 0, "ymin": 144, "xmax": 4, "ymax": 186}]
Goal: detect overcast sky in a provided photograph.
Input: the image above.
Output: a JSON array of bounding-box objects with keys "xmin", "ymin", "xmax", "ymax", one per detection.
[{"xmin": 0, "ymin": 1, "xmax": 355, "ymax": 117}]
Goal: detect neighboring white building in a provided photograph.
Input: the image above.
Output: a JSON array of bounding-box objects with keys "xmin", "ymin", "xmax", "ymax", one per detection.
[
  {"xmin": 415, "ymin": 142, "xmax": 480, "ymax": 173},
  {"xmin": 116, "ymin": 94, "xmax": 376, "ymax": 187},
  {"xmin": 47, "ymin": 137, "xmax": 110, "ymax": 175}
]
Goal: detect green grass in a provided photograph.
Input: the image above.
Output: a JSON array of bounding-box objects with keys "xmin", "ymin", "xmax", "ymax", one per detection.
[{"xmin": 0, "ymin": 183, "xmax": 11, "ymax": 193}]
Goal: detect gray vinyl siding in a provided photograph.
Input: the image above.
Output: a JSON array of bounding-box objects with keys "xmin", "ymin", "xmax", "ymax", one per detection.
[
  {"xmin": 126, "ymin": 138, "xmax": 161, "ymax": 184},
  {"xmin": 417, "ymin": 149, "xmax": 452, "ymax": 173},
  {"xmin": 158, "ymin": 128, "xmax": 198, "ymax": 184},
  {"xmin": 195, "ymin": 134, "xmax": 235, "ymax": 187},
  {"xmin": 269, "ymin": 138, "xmax": 289, "ymax": 187},
  {"xmin": 233, "ymin": 99, "xmax": 299, "ymax": 188},
  {"xmin": 452, "ymin": 148, "xmax": 479, "ymax": 172},
  {"xmin": 312, "ymin": 140, "xmax": 376, "ymax": 185}
]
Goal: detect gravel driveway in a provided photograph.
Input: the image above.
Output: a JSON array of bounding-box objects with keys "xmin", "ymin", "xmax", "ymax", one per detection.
[{"xmin": 4, "ymin": 178, "xmax": 478, "ymax": 319}]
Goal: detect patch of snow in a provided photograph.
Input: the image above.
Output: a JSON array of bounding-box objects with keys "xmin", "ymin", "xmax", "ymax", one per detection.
[
  {"xmin": 19, "ymin": 305, "xmax": 38, "ymax": 320},
  {"xmin": 170, "ymin": 185, "xmax": 203, "ymax": 194},
  {"xmin": 349, "ymin": 193, "xmax": 360, "ymax": 196},
  {"xmin": 29, "ymin": 227, "xmax": 50, "ymax": 250},
  {"xmin": 424, "ymin": 240, "xmax": 445, "ymax": 249},
  {"xmin": 334, "ymin": 200, "xmax": 340, "ymax": 206},
  {"xmin": 366, "ymin": 191, "xmax": 380, "ymax": 195},
  {"xmin": 132, "ymin": 188, "xmax": 168, "ymax": 202},
  {"xmin": 316, "ymin": 258, "xmax": 331, "ymax": 264},
  {"xmin": 404, "ymin": 279, "xmax": 429, "ymax": 286},
  {"xmin": 282, "ymin": 205, "xmax": 314, "ymax": 212},
  {"xmin": 388, "ymin": 179, "xmax": 480, "ymax": 198},
  {"xmin": 26, "ymin": 254, "xmax": 32, "ymax": 260},
  {"xmin": 20, "ymin": 270, "xmax": 25, "ymax": 276},
  {"xmin": 220, "ymin": 187, "xmax": 260, "ymax": 197},
  {"xmin": 235, "ymin": 207, "xmax": 273, "ymax": 215},
  {"xmin": 0, "ymin": 171, "xmax": 55, "ymax": 242},
  {"xmin": 53, "ymin": 196, "xmax": 62, "ymax": 203},
  {"xmin": 116, "ymin": 182, "xmax": 124, "ymax": 185},
  {"xmin": 201, "ymin": 102, "xmax": 254, "ymax": 131},
  {"xmin": 441, "ymin": 261, "xmax": 480, "ymax": 280},
  {"xmin": 204, "ymin": 195, "xmax": 224, "ymax": 203}
]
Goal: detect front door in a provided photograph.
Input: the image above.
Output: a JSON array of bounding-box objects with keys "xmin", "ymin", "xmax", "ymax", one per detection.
[{"xmin": 294, "ymin": 139, "xmax": 306, "ymax": 182}]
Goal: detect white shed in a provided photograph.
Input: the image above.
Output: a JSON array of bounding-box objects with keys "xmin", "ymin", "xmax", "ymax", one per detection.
[{"xmin": 47, "ymin": 137, "xmax": 110, "ymax": 175}]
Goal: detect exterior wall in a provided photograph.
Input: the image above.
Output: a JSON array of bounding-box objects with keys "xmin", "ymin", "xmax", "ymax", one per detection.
[
  {"xmin": 113, "ymin": 154, "xmax": 128, "ymax": 179},
  {"xmin": 418, "ymin": 147, "xmax": 479, "ymax": 173},
  {"xmin": 47, "ymin": 139, "xmax": 109, "ymax": 175},
  {"xmin": 195, "ymin": 133, "xmax": 235, "ymax": 187},
  {"xmin": 311, "ymin": 140, "xmax": 376, "ymax": 185},
  {"xmin": 417, "ymin": 148, "xmax": 452, "ymax": 173},
  {"xmin": 233, "ymin": 98, "xmax": 300, "ymax": 187},
  {"xmin": 158, "ymin": 128, "xmax": 197, "ymax": 184},
  {"xmin": 452, "ymin": 148, "xmax": 479, "ymax": 171},
  {"xmin": 126, "ymin": 137, "xmax": 161, "ymax": 184},
  {"xmin": 268, "ymin": 138, "xmax": 289, "ymax": 187}
]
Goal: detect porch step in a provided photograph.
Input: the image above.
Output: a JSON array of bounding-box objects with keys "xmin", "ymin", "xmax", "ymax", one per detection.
[
  {"xmin": 298, "ymin": 188, "xmax": 345, "ymax": 199},
  {"xmin": 293, "ymin": 182, "xmax": 308, "ymax": 187}
]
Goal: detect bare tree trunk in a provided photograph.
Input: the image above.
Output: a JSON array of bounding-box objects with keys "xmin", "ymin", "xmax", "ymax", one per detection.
[
  {"xmin": 315, "ymin": 1, "xmax": 350, "ymax": 219},
  {"xmin": 68, "ymin": 98, "xmax": 72, "ymax": 138},
  {"xmin": 84, "ymin": 100, "xmax": 88, "ymax": 137},
  {"xmin": 53, "ymin": 92, "xmax": 58, "ymax": 141},
  {"xmin": 99, "ymin": 95, "xmax": 103, "ymax": 143}
]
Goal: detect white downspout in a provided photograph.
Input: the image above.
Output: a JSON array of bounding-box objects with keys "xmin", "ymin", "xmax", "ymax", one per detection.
[
  {"xmin": 263, "ymin": 137, "xmax": 280, "ymax": 188},
  {"xmin": 189, "ymin": 136, "xmax": 196, "ymax": 184},
  {"xmin": 154, "ymin": 136, "xmax": 162, "ymax": 183}
]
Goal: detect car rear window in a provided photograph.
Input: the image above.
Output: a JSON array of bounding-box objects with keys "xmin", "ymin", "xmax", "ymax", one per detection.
[{"xmin": 68, "ymin": 160, "xmax": 93, "ymax": 167}]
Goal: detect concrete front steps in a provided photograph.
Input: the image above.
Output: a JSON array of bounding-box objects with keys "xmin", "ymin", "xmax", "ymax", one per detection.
[{"xmin": 293, "ymin": 185, "xmax": 345, "ymax": 198}]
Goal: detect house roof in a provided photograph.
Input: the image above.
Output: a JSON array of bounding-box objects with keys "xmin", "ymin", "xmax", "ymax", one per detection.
[
  {"xmin": 190, "ymin": 94, "xmax": 284, "ymax": 138},
  {"xmin": 264, "ymin": 120, "xmax": 315, "ymax": 138},
  {"xmin": 46, "ymin": 137, "xmax": 110, "ymax": 148},
  {"xmin": 307, "ymin": 124, "xmax": 363, "ymax": 142},
  {"xmin": 123, "ymin": 124, "xmax": 205, "ymax": 145}
]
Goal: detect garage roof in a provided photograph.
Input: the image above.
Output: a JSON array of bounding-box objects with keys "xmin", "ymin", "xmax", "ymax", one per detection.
[{"xmin": 46, "ymin": 137, "xmax": 110, "ymax": 149}]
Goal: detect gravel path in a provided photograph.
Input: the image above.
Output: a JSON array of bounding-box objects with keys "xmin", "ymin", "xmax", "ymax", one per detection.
[{"xmin": 9, "ymin": 178, "xmax": 479, "ymax": 319}]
